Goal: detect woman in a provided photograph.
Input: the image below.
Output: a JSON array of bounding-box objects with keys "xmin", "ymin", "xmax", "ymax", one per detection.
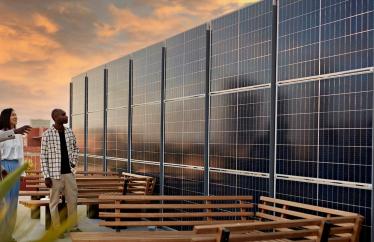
[{"xmin": 0, "ymin": 108, "xmax": 24, "ymax": 242}]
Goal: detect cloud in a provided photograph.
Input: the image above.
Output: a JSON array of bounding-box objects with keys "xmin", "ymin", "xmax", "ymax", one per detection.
[
  {"xmin": 33, "ymin": 13, "xmax": 59, "ymax": 33},
  {"xmin": 0, "ymin": 23, "xmax": 60, "ymax": 64},
  {"xmin": 0, "ymin": 0, "xmax": 259, "ymax": 125},
  {"xmin": 94, "ymin": 0, "xmax": 259, "ymax": 54}
]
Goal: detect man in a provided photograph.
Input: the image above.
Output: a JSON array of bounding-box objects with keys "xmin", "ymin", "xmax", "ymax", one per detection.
[
  {"xmin": 40, "ymin": 109, "xmax": 80, "ymax": 234},
  {"xmin": 0, "ymin": 125, "xmax": 32, "ymax": 179}
]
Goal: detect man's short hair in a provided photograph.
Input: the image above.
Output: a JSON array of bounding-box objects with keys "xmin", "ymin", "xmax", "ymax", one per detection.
[{"xmin": 51, "ymin": 109, "xmax": 62, "ymax": 120}]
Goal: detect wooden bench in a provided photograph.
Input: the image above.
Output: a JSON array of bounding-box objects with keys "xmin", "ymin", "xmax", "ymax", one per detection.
[
  {"xmin": 123, "ymin": 172, "xmax": 156, "ymax": 195},
  {"xmin": 256, "ymin": 196, "xmax": 363, "ymax": 242},
  {"xmin": 70, "ymin": 216, "xmax": 360, "ymax": 242},
  {"xmin": 19, "ymin": 176, "xmax": 125, "ymax": 227},
  {"xmin": 20, "ymin": 176, "xmax": 124, "ymax": 198},
  {"xmin": 70, "ymin": 195, "xmax": 254, "ymax": 242},
  {"xmin": 98, "ymin": 195, "xmax": 254, "ymax": 228},
  {"xmin": 19, "ymin": 172, "xmax": 157, "ymax": 225},
  {"xmin": 193, "ymin": 215, "xmax": 360, "ymax": 242},
  {"xmin": 71, "ymin": 219, "xmax": 323, "ymax": 242},
  {"xmin": 70, "ymin": 195, "xmax": 364, "ymax": 242}
]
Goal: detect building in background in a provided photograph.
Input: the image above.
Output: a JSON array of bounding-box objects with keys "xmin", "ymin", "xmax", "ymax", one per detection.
[
  {"xmin": 23, "ymin": 119, "xmax": 50, "ymax": 172},
  {"xmin": 70, "ymin": 0, "xmax": 374, "ymax": 240},
  {"xmin": 30, "ymin": 119, "xmax": 50, "ymax": 129}
]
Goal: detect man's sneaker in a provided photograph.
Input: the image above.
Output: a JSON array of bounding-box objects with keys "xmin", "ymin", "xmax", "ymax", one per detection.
[
  {"xmin": 69, "ymin": 227, "xmax": 82, "ymax": 232},
  {"xmin": 58, "ymin": 233, "xmax": 65, "ymax": 239}
]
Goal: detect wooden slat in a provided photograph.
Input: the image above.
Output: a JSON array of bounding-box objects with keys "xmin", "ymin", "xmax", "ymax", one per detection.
[
  {"xmin": 99, "ymin": 211, "xmax": 253, "ymax": 218},
  {"xmin": 77, "ymin": 184, "xmax": 123, "ymax": 188},
  {"xmin": 99, "ymin": 195, "xmax": 253, "ymax": 201},
  {"xmin": 258, "ymin": 204, "xmax": 321, "ymax": 219},
  {"xmin": 227, "ymin": 229, "xmax": 319, "ymax": 242},
  {"xmin": 99, "ymin": 203, "xmax": 254, "ymax": 210},
  {"xmin": 260, "ymin": 196, "xmax": 358, "ymax": 217},
  {"xmin": 78, "ymin": 188, "xmax": 122, "ymax": 193},
  {"xmin": 256, "ymin": 212, "xmax": 288, "ymax": 222},
  {"xmin": 194, "ymin": 218, "xmax": 322, "ymax": 234},
  {"xmin": 70, "ymin": 231, "xmax": 214, "ymax": 242},
  {"xmin": 19, "ymin": 191, "xmax": 49, "ymax": 196},
  {"xmin": 20, "ymin": 197, "xmax": 105, "ymax": 208},
  {"xmin": 99, "ymin": 220, "xmax": 250, "ymax": 227},
  {"xmin": 327, "ymin": 238, "xmax": 351, "ymax": 242}
]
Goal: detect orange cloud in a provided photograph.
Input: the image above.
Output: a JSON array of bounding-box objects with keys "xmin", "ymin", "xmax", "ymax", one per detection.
[
  {"xmin": 95, "ymin": 0, "xmax": 259, "ymax": 52},
  {"xmin": 0, "ymin": 23, "xmax": 60, "ymax": 64},
  {"xmin": 0, "ymin": 0, "xmax": 260, "ymax": 125},
  {"xmin": 33, "ymin": 13, "xmax": 59, "ymax": 33}
]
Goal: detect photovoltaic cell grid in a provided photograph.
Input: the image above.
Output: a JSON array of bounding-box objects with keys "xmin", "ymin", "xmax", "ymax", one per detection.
[
  {"xmin": 107, "ymin": 108, "xmax": 128, "ymax": 160},
  {"xmin": 165, "ymin": 100, "xmax": 184, "ymax": 165},
  {"xmin": 277, "ymin": 74, "xmax": 373, "ymax": 236},
  {"xmin": 71, "ymin": 114, "xmax": 85, "ymax": 151},
  {"xmin": 131, "ymin": 43, "xmax": 162, "ymax": 178},
  {"xmin": 106, "ymin": 56, "xmax": 129, "ymax": 171},
  {"xmin": 145, "ymin": 43, "xmax": 163, "ymax": 103},
  {"xmin": 277, "ymin": 81, "xmax": 319, "ymax": 177},
  {"xmin": 320, "ymin": 0, "xmax": 374, "ymax": 74},
  {"xmin": 87, "ymin": 66, "xmax": 104, "ymax": 112},
  {"xmin": 238, "ymin": 0, "xmax": 272, "ymax": 87},
  {"xmin": 164, "ymin": 98, "xmax": 205, "ymax": 195},
  {"xmin": 279, "ymin": 0, "xmax": 374, "ymax": 80},
  {"xmin": 107, "ymin": 56, "xmax": 129, "ymax": 109},
  {"xmin": 87, "ymin": 111, "xmax": 103, "ymax": 156},
  {"xmin": 278, "ymin": 0, "xmax": 320, "ymax": 81},
  {"xmin": 86, "ymin": 67, "xmax": 105, "ymax": 171},
  {"xmin": 70, "ymin": 114, "xmax": 85, "ymax": 165},
  {"xmin": 132, "ymin": 48, "xmax": 147, "ymax": 105},
  {"xmin": 166, "ymin": 32, "xmax": 184, "ymax": 99},
  {"xmin": 209, "ymin": 93, "xmax": 237, "ymax": 170},
  {"xmin": 209, "ymin": 89, "xmax": 270, "ymax": 196},
  {"xmin": 71, "ymin": 74, "xmax": 85, "ymax": 161},
  {"xmin": 87, "ymin": 157, "xmax": 105, "ymax": 172},
  {"xmin": 71, "ymin": 74, "xmax": 85, "ymax": 115},
  {"xmin": 319, "ymin": 74, "xmax": 373, "ymax": 183},
  {"xmin": 183, "ymin": 25, "xmax": 206, "ymax": 97},
  {"xmin": 163, "ymin": 25, "xmax": 206, "ymax": 196},
  {"xmin": 211, "ymin": 11, "xmax": 239, "ymax": 91},
  {"xmin": 166, "ymin": 25, "xmax": 206, "ymax": 99},
  {"xmin": 276, "ymin": 1, "xmax": 374, "ymax": 239},
  {"xmin": 132, "ymin": 43, "xmax": 163, "ymax": 105},
  {"xmin": 131, "ymin": 44, "xmax": 161, "ymax": 177}
]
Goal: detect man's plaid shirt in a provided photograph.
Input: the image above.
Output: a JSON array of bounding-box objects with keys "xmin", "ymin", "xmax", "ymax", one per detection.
[{"xmin": 40, "ymin": 126, "xmax": 79, "ymax": 179}]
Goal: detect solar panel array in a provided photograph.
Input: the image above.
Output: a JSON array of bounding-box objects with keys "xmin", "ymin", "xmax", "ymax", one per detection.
[{"xmin": 71, "ymin": 0, "xmax": 374, "ymax": 240}]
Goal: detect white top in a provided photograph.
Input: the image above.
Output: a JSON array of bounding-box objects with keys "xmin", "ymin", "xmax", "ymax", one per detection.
[{"xmin": 0, "ymin": 131, "xmax": 24, "ymax": 162}]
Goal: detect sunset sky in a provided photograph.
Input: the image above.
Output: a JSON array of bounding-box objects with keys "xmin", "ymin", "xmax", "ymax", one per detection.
[{"xmin": 0, "ymin": 0, "xmax": 256, "ymax": 126}]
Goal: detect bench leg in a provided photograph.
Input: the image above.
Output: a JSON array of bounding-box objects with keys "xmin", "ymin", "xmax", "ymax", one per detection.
[
  {"xmin": 45, "ymin": 203, "xmax": 68, "ymax": 230},
  {"xmin": 30, "ymin": 196, "xmax": 40, "ymax": 219},
  {"xmin": 86, "ymin": 204, "xmax": 99, "ymax": 219}
]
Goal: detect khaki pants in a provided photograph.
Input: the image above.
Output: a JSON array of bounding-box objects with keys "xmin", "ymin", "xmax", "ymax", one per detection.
[{"xmin": 49, "ymin": 173, "xmax": 78, "ymax": 229}]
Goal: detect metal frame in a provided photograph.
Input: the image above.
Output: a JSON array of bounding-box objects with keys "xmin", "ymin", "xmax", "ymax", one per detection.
[
  {"xmin": 372, "ymin": 71, "xmax": 374, "ymax": 241},
  {"xmin": 204, "ymin": 27, "xmax": 211, "ymax": 196},
  {"xmin": 84, "ymin": 75, "xmax": 88, "ymax": 172},
  {"xmin": 128, "ymin": 59, "xmax": 133, "ymax": 173},
  {"xmin": 160, "ymin": 47, "xmax": 166, "ymax": 195},
  {"xmin": 69, "ymin": 82, "xmax": 73, "ymax": 128},
  {"xmin": 103, "ymin": 68, "xmax": 108, "ymax": 172},
  {"xmin": 269, "ymin": 0, "xmax": 278, "ymax": 198}
]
